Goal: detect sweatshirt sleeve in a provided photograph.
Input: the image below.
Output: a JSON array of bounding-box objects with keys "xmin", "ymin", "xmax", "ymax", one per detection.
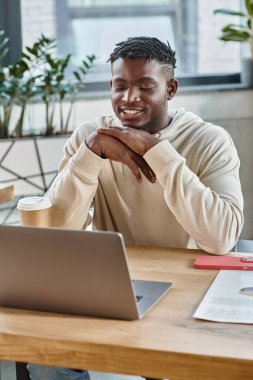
[
  {"xmin": 46, "ymin": 131, "xmax": 105, "ymax": 229},
  {"xmin": 144, "ymin": 130, "xmax": 244, "ymax": 254}
]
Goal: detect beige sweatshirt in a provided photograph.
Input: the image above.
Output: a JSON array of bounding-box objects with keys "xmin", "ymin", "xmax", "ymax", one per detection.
[{"xmin": 47, "ymin": 108, "xmax": 244, "ymax": 254}]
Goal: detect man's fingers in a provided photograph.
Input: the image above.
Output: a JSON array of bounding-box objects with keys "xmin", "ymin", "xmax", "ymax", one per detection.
[
  {"xmin": 97, "ymin": 126, "xmax": 158, "ymax": 156},
  {"xmin": 97, "ymin": 127, "xmax": 123, "ymax": 133},
  {"xmin": 133, "ymin": 155, "xmax": 156, "ymax": 183},
  {"xmin": 124, "ymin": 151, "xmax": 155, "ymax": 183},
  {"xmin": 125, "ymin": 157, "xmax": 142, "ymax": 182},
  {"xmin": 89, "ymin": 131, "xmax": 156, "ymax": 183},
  {"xmin": 97, "ymin": 127, "xmax": 128, "ymax": 143},
  {"xmin": 97, "ymin": 127, "xmax": 123, "ymax": 137},
  {"xmin": 141, "ymin": 165, "xmax": 157, "ymax": 184}
]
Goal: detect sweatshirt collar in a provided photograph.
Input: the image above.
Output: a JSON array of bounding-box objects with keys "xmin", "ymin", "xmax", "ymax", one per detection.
[{"xmin": 111, "ymin": 107, "xmax": 204, "ymax": 140}]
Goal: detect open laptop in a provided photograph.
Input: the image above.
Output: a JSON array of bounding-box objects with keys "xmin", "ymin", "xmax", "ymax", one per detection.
[{"xmin": 0, "ymin": 225, "xmax": 172, "ymax": 320}]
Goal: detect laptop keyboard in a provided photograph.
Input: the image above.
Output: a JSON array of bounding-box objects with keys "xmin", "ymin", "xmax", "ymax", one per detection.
[{"xmin": 135, "ymin": 295, "xmax": 143, "ymax": 302}]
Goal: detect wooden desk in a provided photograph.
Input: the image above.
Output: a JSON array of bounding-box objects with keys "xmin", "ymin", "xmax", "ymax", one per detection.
[{"xmin": 0, "ymin": 246, "xmax": 252, "ymax": 380}]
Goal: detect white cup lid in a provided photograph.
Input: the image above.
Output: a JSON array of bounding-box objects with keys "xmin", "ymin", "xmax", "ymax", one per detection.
[{"xmin": 17, "ymin": 197, "xmax": 52, "ymax": 211}]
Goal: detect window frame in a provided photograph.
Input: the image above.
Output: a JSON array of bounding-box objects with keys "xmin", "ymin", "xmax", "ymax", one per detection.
[
  {"xmin": 56, "ymin": 0, "xmax": 198, "ymax": 76},
  {"xmin": 0, "ymin": 0, "xmax": 22, "ymax": 65},
  {"xmin": 0, "ymin": 0, "xmax": 243, "ymax": 96}
]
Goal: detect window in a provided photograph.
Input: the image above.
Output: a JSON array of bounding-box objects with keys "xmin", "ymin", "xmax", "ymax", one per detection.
[{"xmin": 1, "ymin": 0, "xmax": 243, "ymax": 91}]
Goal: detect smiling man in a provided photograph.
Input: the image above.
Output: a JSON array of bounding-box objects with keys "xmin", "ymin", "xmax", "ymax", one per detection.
[
  {"xmin": 28, "ymin": 36, "xmax": 244, "ymax": 380},
  {"xmin": 44, "ymin": 35, "xmax": 243, "ymax": 253}
]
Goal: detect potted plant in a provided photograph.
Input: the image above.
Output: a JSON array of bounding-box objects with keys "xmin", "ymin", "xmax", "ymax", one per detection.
[
  {"xmin": 214, "ymin": 0, "xmax": 253, "ymax": 86},
  {"xmin": 0, "ymin": 32, "xmax": 95, "ymax": 138},
  {"xmin": 0, "ymin": 30, "xmax": 95, "ymax": 221},
  {"xmin": 20, "ymin": 35, "xmax": 95, "ymax": 136}
]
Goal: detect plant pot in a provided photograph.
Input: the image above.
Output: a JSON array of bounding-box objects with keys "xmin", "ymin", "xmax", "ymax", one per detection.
[{"xmin": 241, "ymin": 58, "xmax": 253, "ymax": 88}]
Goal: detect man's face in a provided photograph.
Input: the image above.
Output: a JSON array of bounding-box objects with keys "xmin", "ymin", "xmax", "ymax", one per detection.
[{"xmin": 110, "ymin": 57, "xmax": 177, "ymax": 134}]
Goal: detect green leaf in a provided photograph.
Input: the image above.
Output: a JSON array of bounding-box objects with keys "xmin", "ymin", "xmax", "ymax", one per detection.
[
  {"xmin": 82, "ymin": 60, "xmax": 91, "ymax": 70},
  {"xmin": 59, "ymin": 89, "xmax": 67, "ymax": 100},
  {"xmin": 87, "ymin": 54, "xmax": 96, "ymax": 62},
  {"xmin": 214, "ymin": 9, "xmax": 246, "ymax": 17},
  {"xmin": 66, "ymin": 53, "xmax": 72, "ymax": 62},
  {"xmin": 45, "ymin": 53, "xmax": 54, "ymax": 66},
  {"xmin": 222, "ymin": 24, "xmax": 250, "ymax": 33},
  {"xmin": 21, "ymin": 52, "xmax": 31, "ymax": 61},
  {"xmin": 222, "ymin": 24, "xmax": 248, "ymax": 32},
  {"xmin": 56, "ymin": 74, "xmax": 64, "ymax": 83},
  {"xmin": 245, "ymin": 0, "xmax": 253, "ymax": 17},
  {"xmin": 220, "ymin": 30, "xmax": 251, "ymax": 42},
  {"xmin": 73, "ymin": 71, "xmax": 81, "ymax": 81},
  {"xmin": 79, "ymin": 67, "xmax": 87, "ymax": 75},
  {"xmin": 19, "ymin": 60, "xmax": 29, "ymax": 71},
  {"xmin": 26, "ymin": 46, "xmax": 37, "ymax": 55}
]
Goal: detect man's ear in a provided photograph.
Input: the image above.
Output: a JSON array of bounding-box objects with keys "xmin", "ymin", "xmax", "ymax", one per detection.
[{"xmin": 167, "ymin": 79, "xmax": 178, "ymax": 100}]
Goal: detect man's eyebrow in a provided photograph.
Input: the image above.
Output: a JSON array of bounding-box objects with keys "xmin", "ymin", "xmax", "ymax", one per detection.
[{"xmin": 139, "ymin": 76, "xmax": 157, "ymax": 82}]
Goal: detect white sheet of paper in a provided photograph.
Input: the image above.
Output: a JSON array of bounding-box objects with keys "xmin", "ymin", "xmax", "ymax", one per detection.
[{"xmin": 194, "ymin": 270, "xmax": 253, "ymax": 323}]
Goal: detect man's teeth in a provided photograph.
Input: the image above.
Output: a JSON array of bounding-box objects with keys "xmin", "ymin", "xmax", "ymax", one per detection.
[{"xmin": 123, "ymin": 110, "xmax": 142, "ymax": 115}]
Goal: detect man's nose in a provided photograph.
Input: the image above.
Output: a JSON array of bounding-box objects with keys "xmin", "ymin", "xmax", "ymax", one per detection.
[{"xmin": 122, "ymin": 87, "xmax": 140, "ymax": 102}]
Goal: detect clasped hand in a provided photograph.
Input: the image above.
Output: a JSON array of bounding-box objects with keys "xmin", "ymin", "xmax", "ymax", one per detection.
[{"xmin": 86, "ymin": 127, "xmax": 159, "ymax": 183}]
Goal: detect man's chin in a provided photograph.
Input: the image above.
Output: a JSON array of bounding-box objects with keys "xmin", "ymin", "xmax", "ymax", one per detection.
[
  {"xmin": 121, "ymin": 120, "xmax": 146, "ymax": 129},
  {"xmin": 116, "ymin": 113, "xmax": 149, "ymax": 129}
]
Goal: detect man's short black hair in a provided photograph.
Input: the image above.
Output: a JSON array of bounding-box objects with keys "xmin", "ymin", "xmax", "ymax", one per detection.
[{"xmin": 108, "ymin": 36, "xmax": 176, "ymax": 77}]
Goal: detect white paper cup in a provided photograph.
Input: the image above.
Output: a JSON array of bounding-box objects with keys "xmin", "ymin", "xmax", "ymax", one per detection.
[{"xmin": 17, "ymin": 197, "xmax": 52, "ymax": 227}]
